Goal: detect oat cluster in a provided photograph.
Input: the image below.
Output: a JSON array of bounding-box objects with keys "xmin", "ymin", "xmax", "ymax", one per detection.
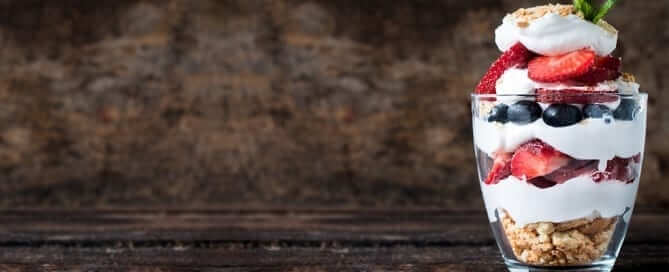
[
  {"xmin": 477, "ymin": 101, "xmax": 496, "ymax": 118},
  {"xmin": 511, "ymin": 4, "xmax": 577, "ymax": 28},
  {"xmin": 621, "ymin": 73, "xmax": 637, "ymax": 83},
  {"xmin": 501, "ymin": 212, "xmax": 616, "ymax": 265}
]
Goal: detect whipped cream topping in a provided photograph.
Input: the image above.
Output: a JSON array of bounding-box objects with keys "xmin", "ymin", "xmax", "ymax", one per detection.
[
  {"xmin": 481, "ymin": 175, "xmax": 639, "ymax": 226},
  {"xmin": 495, "ymin": 68, "xmax": 536, "ymax": 104},
  {"xmin": 473, "ymin": 112, "xmax": 646, "ymax": 161},
  {"xmin": 496, "ymin": 68, "xmax": 536, "ymax": 95},
  {"xmin": 495, "ymin": 13, "xmax": 618, "ymax": 56}
]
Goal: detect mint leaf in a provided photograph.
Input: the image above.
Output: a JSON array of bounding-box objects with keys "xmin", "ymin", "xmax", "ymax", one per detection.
[
  {"xmin": 592, "ymin": 0, "xmax": 618, "ymax": 23},
  {"xmin": 573, "ymin": 0, "xmax": 597, "ymax": 21}
]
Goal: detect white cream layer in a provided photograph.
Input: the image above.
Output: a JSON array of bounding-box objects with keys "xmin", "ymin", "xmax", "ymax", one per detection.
[
  {"xmin": 495, "ymin": 68, "xmax": 640, "ymax": 98},
  {"xmin": 481, "ymin": 175, "xmax": 639, "ymax": 226},
  {"xmin": 473, "ymin": 115, "xmax": 645, "ymax": 161},
  {"xmin": 495, "ymin": 13, "xmax": 618, "ymax": 56}
]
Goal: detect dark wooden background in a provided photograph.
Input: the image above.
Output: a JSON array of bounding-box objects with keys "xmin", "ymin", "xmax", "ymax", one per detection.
[{"xmin": 0, "ymin": 0, "xmax": 667, "ymax": 209}]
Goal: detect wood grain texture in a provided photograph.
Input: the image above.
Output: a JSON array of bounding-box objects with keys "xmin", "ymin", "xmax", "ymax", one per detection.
[
  {"xmin": 0, "ymin": 208, "xmax": 665, "ymax": 271},
  {"xmin": 0, "ymin": 0, "xmax": 667, "ymax": 208}
]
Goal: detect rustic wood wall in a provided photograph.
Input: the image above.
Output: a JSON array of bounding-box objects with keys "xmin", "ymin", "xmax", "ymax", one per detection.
[{"xmin": 0, "ymin": 0, "xmax": 666, "ymax": 208}]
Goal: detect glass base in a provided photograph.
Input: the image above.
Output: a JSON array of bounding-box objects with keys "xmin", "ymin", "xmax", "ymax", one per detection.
[
  {"xmin": 490, "ymin": 208, "xmax": 628, "ymax": 272},
  {"xmin": 505, "ymin": 258, "xmax": 615, "ymax": 272}
]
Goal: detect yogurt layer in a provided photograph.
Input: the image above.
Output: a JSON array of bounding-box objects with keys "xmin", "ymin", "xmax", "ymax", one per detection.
[
  {"xmin": 481, "ymin": 175, "xmax": 639, "ymax": 226},
  {"xmin": 495, "ymin": 13, "xmax": 617, "ymax": 56},
  {"xmin": 495, "ymin": 68, "xmax": 640, "ymax": 96},
  {"xmin": 473, "ymin": 114, "xmax": 645, "ymax": 161}
]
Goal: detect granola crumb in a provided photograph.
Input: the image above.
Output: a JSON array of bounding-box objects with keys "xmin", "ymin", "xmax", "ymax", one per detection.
[
  {"xmin": 621, "ymin": 73, "xmax": 637, "ymax": 83},
  {"xmin": 477, "ymin": 101, "xmax": 496, "ymax": 118},
  {"xmin": 501, "ymin": 212, "xmax": 617, "ymax": 266},
  {"xmin": 510, "ymin": 4, "xmax": 576, "ymax": 28},
  {"xmin": 508, "ymin": 4, "xmax": 617, "ymax": 35}
]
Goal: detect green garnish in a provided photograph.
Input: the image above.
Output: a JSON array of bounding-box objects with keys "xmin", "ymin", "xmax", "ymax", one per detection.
[{"xmin": 573, "ymin": 0, "xmax": 618, "ymax": 23}]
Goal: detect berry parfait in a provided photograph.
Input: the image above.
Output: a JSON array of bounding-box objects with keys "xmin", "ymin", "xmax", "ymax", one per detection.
[{"xmin": 471, "ymin": 2, "xmax": 647, "ymax": 271}]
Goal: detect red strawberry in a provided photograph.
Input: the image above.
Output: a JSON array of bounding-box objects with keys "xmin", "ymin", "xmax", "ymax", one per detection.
[
  {"xmin": 591, "ymin": 172, "xmax": 609, "ymax": 183},
  {"xmin": 528, "ymin": 49, "xmax": 596, "ymax": 82},
  {"xmin": 574, "ymin": 67, "xmax": 621, "ymax": 85},
  {"xmin": 543, "ymin": 160, "xmax": 598, "ymax": 184},
  {"xmin": 594, "ymin": 55, "xmax": 622, "ymax": 71},
  {"xmin": 536, "ymin": 89, "xmax": 618, "ymax": 104},
  {"xmin": 573, "ymin": 56, "xmax": 622, "ymax": 85},
  {"xmin": 593, "ymin": 156, "xmax": 639, "ymax": 183},
  {"xmin": 475, "ymin": 43, "xmax": 534, "ymax": 94},
  {"xmin": 592, "ymin": 156, "xmax": 640, "ymax": 183},
  {"xmin": 511, "ymin": 140, "xmax": 571, "ymax": 180},
  {"xmin": 484, "ymin": 153, "xmax": 512, "ymax": 185},
  {"xmin": 527, "ymin": 177, "xmax": 558, "ymax": 189},
  {"xmin": 529, "ymin": 160, "xmax": 598, "ymax": 188}
]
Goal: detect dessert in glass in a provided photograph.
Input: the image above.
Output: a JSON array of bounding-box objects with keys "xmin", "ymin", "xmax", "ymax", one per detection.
[{"xmin": 471, "ymin": 2, "xmax": 647, "ymax": 271}]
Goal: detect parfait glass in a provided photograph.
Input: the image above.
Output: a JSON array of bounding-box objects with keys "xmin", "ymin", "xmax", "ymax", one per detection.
[{"xmin": 472, "ymin": 93, "xmax": 647, "ymax": 272}]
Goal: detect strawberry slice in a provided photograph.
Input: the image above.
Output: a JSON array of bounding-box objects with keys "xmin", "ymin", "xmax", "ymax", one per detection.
[
  {"xmin": 536, "ymin": 89, "xmax": 618, "ymax": 104},
  {"xmin": 592, "ymin": 155, "xmax": 640, "ymax": 183},
  {"xmin": 527, "ymin": 177, "xmax": 558, "ymax": 189},
  {"xmin": 484, "ymin": 153, "xmax": 512, "ymax": 185},
  {"xmin": 594, "ymin": 55, "xmax": 622, "ymax": 71},
  {"xmin": 543, "ymin": 160, "xmax": 598, "ymax": 184},
  {"xmin": 527, "ymin": 160, "xmax": 598, "ymax": 189},
  {"xmin": 574, "ymin": 68, "xmax": 621, "ymax": 85},
  {"xmin": 511, "ymin": 140, "xmax": 571, "ymax": 180},
  {"xmin": 528, "ymin": 49, "xmax": 596, "ymax": 82},
  {"xmin": 573, "ymin": 56, "xmax": 622, "ymax": 85},
  {"xmin": 475, "ymin": 43, "xmax": 534, "ymax": 94}
]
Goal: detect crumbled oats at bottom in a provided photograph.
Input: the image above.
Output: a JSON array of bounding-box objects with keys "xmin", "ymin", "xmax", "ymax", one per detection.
[{"xmin": 501, "ymin": 212, "xmax": 616, "ymax": 266}]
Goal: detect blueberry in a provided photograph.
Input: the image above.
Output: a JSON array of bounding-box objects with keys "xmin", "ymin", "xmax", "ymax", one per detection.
[
  {"xmin": 508, "ymin": 101, "xmax": 542, "ymax": 125},
  {"xmin": 487, "ymin": 104, "xmax": 509, "ymax": 123},
  {"xmin": 583, "ymin": 104, "xmax": 612, "ymax": 119},
  {"xmin": 542, "ymin": 104, "xmax": 583, "ymax": 127},
  {"xmin": 613, "ymin": 99, "xmax": 640, "ymax": 120}
]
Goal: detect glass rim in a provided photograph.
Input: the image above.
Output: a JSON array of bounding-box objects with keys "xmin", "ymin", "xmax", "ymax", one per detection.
[{"xmin": 471, "ymin": 92, "xmax": 648, "ymax": 98}]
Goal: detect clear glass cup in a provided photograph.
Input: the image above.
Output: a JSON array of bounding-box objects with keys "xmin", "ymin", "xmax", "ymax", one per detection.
[{"xmin": 471, "ymin": 93, "xmax": 647, "ymax": 272}]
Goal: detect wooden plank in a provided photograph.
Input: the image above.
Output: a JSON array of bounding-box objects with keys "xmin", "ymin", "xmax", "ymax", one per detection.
[
  {"xmin": 0, "ymin": 244, "xmax": 665, "ymax": 271},
  {"xmin": 0, "ymin": 209, "xmax": 662, "ymax": 270},
  {"xmin": 0, "ymin": 208, "xmax": 492, "ymax": 244},
  {"xmin": 0, "ymin": 208, "xmax": 665, "ymax": 244}
]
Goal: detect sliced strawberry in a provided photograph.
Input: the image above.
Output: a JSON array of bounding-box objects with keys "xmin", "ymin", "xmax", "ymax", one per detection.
[
  {"xmin": 605, "ymin": 157, "xmax": 637, "ymax": 183},
  {"xmin": 484, "ymin": 153, "xmax": 512, "ymax": 185},
  {"xmin": 594, "ymin": 55, "xmax": 622, "ymax": 71},
  {"xmin": 591, "ymin": 172, "xmax": 610, "ymax": 183},
  {"xmin": 573, "ymin": 56, "xmax": 622, "ymax": 85},
  {"xmin": 528, "ymin": 160, "xmax": 598, "ymax": 188},
  {"xmin": 536, "ymin": 89, "xmax": 618, "ymax": 104},
  {"xmin": 528, "ymin": 49, "xmax": 596, "ymax": 82},
  {"xmin": 527, "ymin": 177, "xmax": 558, "ymax": 189},
  {"xmin": 543, "ymin": 160, "xmax": 598, "ymax": 184},
  {"xmin": 573, "ymin": 67, "xmax": 621, "ymax": 85},
  {"xmin": 592, "ymin": 155, "xmax": 640, "ymax": 183},
  {"xmin": 475, "ymin": 43, "xmax": 534, "ymax": 94},
  {"xmin": 511, "ymin": 140, "xmax": 571, "ymax": 180}
]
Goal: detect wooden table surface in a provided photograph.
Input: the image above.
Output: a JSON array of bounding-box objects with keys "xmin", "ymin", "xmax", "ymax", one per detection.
[{"xmin": 0, "ymin": 208, "xmax": 665, "ymax": 271}]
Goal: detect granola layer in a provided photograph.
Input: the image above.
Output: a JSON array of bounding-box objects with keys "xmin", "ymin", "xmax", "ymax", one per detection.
[{"xmin": 501, "ymin": 212, "xmax": 616, "ymax": 265}]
